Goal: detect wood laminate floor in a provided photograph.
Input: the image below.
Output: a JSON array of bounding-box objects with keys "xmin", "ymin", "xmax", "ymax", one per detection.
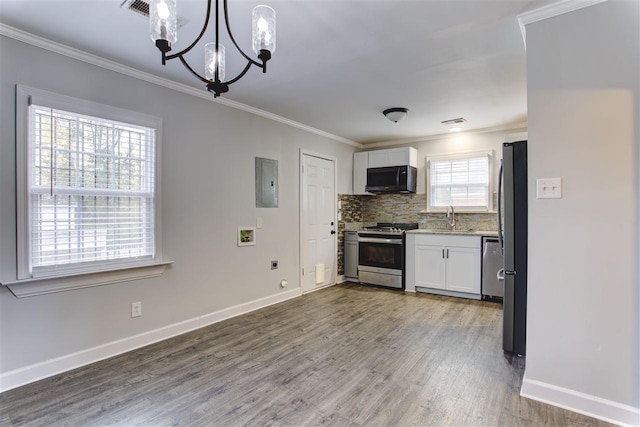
[{"xmin": 0, "ymin": 283, "xmax": 611, "ymax": 427}]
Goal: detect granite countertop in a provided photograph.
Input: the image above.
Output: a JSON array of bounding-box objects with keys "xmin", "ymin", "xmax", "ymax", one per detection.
[{"xmin": 406, "ymin": 229, "xmax": 498, "ymax": 237}]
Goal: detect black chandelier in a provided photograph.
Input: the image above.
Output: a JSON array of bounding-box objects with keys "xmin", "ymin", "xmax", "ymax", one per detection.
[{"xmin": 149, "ymin": 0, "xmax": 276, "ymax": 97}]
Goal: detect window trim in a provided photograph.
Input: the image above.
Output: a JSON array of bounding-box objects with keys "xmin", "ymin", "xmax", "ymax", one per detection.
[
  {"xmin": 1, "ymin": 261, "xmax": 173, "ymax": 298},
  {"xmin": 425, "ymin": 150, "xmax": 494, "ymax": 213},
  {"xmin": 13, "ymin": 85, "xmax": 165, "ymax": 292}
]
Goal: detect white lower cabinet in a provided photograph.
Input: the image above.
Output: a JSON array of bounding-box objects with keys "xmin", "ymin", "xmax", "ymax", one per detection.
[
  {"xmin": 406, "ymin": 234, "xmax": 481, "ymax": 298},
  {"xmin": 414, "ymin": 245, "xmax": 446, "ymax": 289},
  {"xmin": 344, "ymin": 232, "xmax": 359, "ymax": 280}
]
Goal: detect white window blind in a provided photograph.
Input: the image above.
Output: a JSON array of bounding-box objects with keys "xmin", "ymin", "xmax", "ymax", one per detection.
[
  {"xmin": 428, "ymin": 152, "xmax": 491, "ymax": 211},
  {"xmin": 27, "ymin": 104, "xmax": 156, "ymax": 275}
]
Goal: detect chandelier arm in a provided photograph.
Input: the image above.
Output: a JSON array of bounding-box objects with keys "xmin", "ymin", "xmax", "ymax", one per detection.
[
  {"xmin": 223, "ymin": 60, "xmax": 254, "ymax": 85},
  {"xmin": 178, "ymin": 55, "xmax": 210, "ymax": 84},
  {"xmin": 223, "ymin": 0, "xmax": 262, "ymax": 67},
  {"xmin": 166, "ymin": 0, "xmax": 213, "ymax": 61}
]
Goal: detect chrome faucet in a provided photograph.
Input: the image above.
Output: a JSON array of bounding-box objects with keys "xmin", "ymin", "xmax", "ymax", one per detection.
[{"xmin": 446, "ymin": 205, "xmax": 456, "ymax": 230}]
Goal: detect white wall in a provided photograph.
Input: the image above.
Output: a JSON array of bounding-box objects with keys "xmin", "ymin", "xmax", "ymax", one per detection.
[
  {"xmin": 0, "ymin": 36, "xmax": 356, "ymax": 381},
  {"xmin": 523, "ymin": 0, "xmax": 639, "ymax": 424}
]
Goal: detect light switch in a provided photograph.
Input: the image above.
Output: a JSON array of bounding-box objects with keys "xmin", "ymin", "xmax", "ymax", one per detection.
[
  {"xmin": 256, "ymin": 217, "xmax": 263, "ymax": 229},
  {"xmin": 536, "ymin": 178, "xmax": 562, "ymax": 199}
]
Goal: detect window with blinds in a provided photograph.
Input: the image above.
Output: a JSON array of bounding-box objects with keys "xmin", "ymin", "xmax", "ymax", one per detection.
[
  {"xmin": 25, "ymin": 103, "xmax": 156, "ymax": 276},
  {"xmin": 427, "ymin": 152, "xmax": 491, "ymax": 211}
]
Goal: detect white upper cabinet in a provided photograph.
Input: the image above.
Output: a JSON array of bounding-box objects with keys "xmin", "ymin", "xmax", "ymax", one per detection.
[
  {"xmin": 352, "ymin": 147, "xmax": 417, "ymax": 195},
  {"xmin": 368, "ymin": 147, "xmax": 417, "ymax": 168},
  {"xmin": 353, "ymin": 152, "xmax": 371, "ymax": 195}
]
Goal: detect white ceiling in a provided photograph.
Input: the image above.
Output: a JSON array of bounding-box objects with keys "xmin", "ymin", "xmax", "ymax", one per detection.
[{"xmin": 0, "ymin": 0, "xmax": 554, "ymax": 145}]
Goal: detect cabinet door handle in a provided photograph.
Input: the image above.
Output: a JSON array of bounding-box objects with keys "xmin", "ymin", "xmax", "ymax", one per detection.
[
  {"xmin": 446, "ymin": 249, "xmax": 449, "ymax": 258},
  {"xmin": 442, "ymin": 249, "xmax": 445, "ymax": 258}
]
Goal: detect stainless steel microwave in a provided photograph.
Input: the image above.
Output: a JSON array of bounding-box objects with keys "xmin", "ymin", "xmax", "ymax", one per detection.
[{"xmin": 366, "ymin": 165, "xmax": 417, "ymax": 194}]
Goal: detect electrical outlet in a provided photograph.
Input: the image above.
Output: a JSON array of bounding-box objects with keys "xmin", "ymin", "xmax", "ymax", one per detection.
[
  {"xmin": 271, "ymin": 260, "xmax": 278, "ymax": 270},
  {"xmin": 131, "ymin": 301, "xmax": 142, "ymax": 318}
]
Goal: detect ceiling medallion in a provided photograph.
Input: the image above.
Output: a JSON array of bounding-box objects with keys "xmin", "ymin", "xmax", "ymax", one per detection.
[{"xmin": 149, "ymin": 0, "xmax": 276, "ymax": 97}]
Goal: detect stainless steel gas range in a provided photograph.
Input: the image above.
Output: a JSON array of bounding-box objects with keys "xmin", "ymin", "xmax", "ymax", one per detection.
[{"xmin": 357, "ymin": 222, "xmax": 418, "ymax": 289}]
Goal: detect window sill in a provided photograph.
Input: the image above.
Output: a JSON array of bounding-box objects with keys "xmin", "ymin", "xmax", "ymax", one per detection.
[{"xmin": 1, "ymin": 261, "xmax": 173, "ymax": 298}]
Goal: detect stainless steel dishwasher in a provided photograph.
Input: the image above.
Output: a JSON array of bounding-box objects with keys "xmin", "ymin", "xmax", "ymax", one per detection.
[{"xmin": 482, "ymin": 237, "xmax": 504, "ymax": 301}]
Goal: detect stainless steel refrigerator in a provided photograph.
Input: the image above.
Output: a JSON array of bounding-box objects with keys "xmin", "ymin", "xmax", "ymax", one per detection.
[{"xmin": 497, "ymin": 140, "xmax": 527, "ymax": 356}]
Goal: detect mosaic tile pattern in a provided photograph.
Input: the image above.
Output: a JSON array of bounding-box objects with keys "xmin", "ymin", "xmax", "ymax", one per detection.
[
  {"xmin": 362, "ymin": 193, "xmax": 498, "ymax": 231},
  {"xmin": 339, "ymin": 195, "xmax": 364, "ymax": 223},
  {"xmin": 336, "ymin": 193, "xmax": 498, "ymax": 276},
  {"xmin": 337, "ymin": 195, "xmax": 363, "ymax": 275}
]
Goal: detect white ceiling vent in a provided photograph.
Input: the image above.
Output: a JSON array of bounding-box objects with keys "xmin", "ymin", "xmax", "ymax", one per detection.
[
  {"xmin": 121, "ymin": 0, "xmax": 149, "ymax": 17},
  {"xmin": 120, "ymin": 0, "xmax": 188, "ymax": 27},
  {"xmin": 441, "ymin": 118, "xmax": 467, "ymax": 125}
]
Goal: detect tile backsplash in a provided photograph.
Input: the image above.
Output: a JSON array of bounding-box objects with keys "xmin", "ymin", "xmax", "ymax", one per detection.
[
  {"xmin": 337, "ymin": 193, "xmax": 498, "ymax": 276},
  {"xmin": 337, "ymin": 195, "xmax": 363, "ymax": 276},
  {"xmin": 361, "ymin": 193, "xmax": 498, "ymax": 231}
]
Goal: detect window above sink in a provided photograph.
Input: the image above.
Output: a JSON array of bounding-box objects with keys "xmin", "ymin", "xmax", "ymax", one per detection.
[{"xmin": 426, "ymin": 150, "xmax": 493, "ymax": 213}]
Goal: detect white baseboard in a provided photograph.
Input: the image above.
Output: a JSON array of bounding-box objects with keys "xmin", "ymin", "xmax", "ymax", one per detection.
[
  {"xmin": 301, "ymin": 280, "xmax": 338, "ymax": 295},
  {"xmin": 0, "ymin": 288, "xmax": 301, "ymax": 393},
  {"xmin": 521, "ymin": 373, "xmax": 640, "ymax": 426},
  {"xmin": 415, "ymin": 286, "xmax": 481, "ymax": 300}
]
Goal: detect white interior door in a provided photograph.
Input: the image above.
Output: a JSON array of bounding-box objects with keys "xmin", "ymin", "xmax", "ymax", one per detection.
[{"xmin": 301, "ymin": 153, "xmax": 336, "ymax": 293}]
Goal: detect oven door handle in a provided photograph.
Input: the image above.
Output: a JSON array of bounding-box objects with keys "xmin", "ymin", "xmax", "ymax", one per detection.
[{"xmin": 357, "ymin": 237, "xmax": 403, "ymax": 244}]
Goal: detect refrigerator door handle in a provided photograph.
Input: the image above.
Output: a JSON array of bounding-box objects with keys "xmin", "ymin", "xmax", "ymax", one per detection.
[
  {"xmin": 497, "ymin": 268, "xmax": 505, "ymax": 281},
  {"xmin": 497, "ymin": 160, "xmax": 504, "ymax": 256}
]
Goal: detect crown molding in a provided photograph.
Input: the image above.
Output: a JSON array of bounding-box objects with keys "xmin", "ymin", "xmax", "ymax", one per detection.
[
  {"xmin": 0, "ymin": 23, "xmax": 360, "ymax": 148},
  {"xmin": 517, "ymin": 0, "xmax": 608, "ymax": 48},
  {"xmin": 363, "ymin": 122, "xmax": 528, "ymax": 149}
]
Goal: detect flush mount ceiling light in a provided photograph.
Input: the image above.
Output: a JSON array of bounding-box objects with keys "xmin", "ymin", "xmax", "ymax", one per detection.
[
  {"xmin": 149, "ymin": 0, "xmax": 276, "ymax": 97},
  {"xmin": 383, "ymin": 108, "xmax": 409, "ymax": 123}
]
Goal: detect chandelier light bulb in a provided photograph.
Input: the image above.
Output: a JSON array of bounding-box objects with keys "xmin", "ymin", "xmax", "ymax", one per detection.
[
  {"xmin": 149, "ymin": 0, "xmax": 177, "ymax": 44},
  {"xmin": 157, "ymin": 1, "xmax": 170, "ymax": 19},
  {"xmin": 252, "ymin": 5, "xmax": 276, "ymax": 54},
  {"xmin": 205, "ymin": 43, "xmax": 226, "ymax": 82},
  {"xmin": 257, "ymin": 17, "xmax": 268, "ymax": 32}
]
